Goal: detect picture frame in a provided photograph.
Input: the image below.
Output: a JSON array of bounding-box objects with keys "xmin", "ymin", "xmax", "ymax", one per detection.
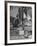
[{"xmin": 5, "ymin": 1, "xmax": 36, "ymax": 45}]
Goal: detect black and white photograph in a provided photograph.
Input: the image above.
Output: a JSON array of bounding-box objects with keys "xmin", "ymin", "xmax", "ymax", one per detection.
[
  {"xmin": 10, "ymin": 6, "xmax": 32, "ymax": 40},
  {"xmin": 5, "ymin": 1, "xmax": 36, "ymax": 45}
]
